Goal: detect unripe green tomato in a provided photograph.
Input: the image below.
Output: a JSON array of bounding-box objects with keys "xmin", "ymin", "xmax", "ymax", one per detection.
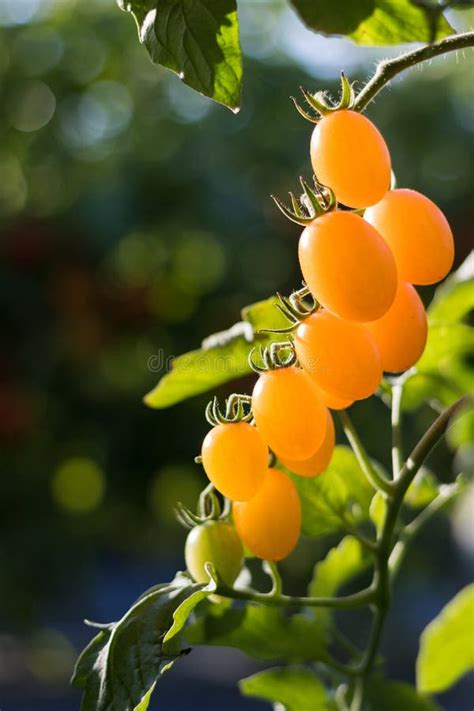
[{"xmin": 185, "ymin": 520, "xmax": 243, "ymax": 588}]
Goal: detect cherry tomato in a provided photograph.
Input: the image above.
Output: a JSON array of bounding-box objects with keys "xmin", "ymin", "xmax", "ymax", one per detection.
[
  {"xmin": 201, "ymin": 422, "xmax": 268, "ymax": 501},
  {"xmin": 252, "ymin": 366, "xmax": 328, "ymax": 460},
  {"xmin": 185, "ymin": 520, "xmax": 243, "ymax": 587},
  {"xmin": 233, "ymin": 467, "xmax": 301, "ymax": 561},
  {"xmin": 295, "ymin": 310, "xmax": 382, "ymax": 401},
  {"xmin": 364, "ymin": 189, "xmax": 454, "ymax": 285},
  {"xmin": 365, "ymin": 281, "xmax": 428, "ymax": 373},
  {"xmin": 298, "ymin": 211, "xmax": 397, "ymax": 322},
  {"xmin": 310, "ymin": 109, "xmax": 391, "ymax": 208},
  {"xmin": 281, "ymin": 410, "xmax": 335, "ymax": 477},
  {"xmin": 313, "ymin": 381, "xmax": 353, "ymax": 411}
]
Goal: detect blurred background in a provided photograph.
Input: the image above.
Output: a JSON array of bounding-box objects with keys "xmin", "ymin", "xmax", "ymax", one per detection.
[{"xmin": 0, "ymin": 1, "xmax": 473, "ymax": 709}]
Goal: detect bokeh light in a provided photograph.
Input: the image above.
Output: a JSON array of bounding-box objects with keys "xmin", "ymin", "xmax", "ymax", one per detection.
[{"xmin": 51, "ymin": 457, "xmax": 105, "ymax": 514}]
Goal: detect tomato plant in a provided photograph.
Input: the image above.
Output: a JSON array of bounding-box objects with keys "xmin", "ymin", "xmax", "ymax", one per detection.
[{"xmin": 71, "ymin": 7, "xmax": 474, "ymax": 711}]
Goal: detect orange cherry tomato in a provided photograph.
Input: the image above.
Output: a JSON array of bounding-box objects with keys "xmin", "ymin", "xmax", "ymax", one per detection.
[
  {"xmin": 298, "ymin": 211, "xmax": 397, "ymax": 322},
  {"xmin": 313, "ymin": 381, "xmax": 353, "ymax": 411},
  {"xmin": 365, "ymin": 281, "xmax": 428, "ymax": 373},
  {"xmin": 233, "ymin": 467, "xmax": 301, "ymax": 561},
  {"xmin": 281, "ymin": 410, "xmax": 335, "ymax": 477},
  {"xmin": 294, "ymin": 310, "xmax": 382, "ymax": 401},
  {"xmin": 201, "ymin": 422, "xmax": 268, "ymax": 501},
  {"xmin": 252, "ymin": 366, "xmax": 328, "ymax": 461},
  {"xmin": 364, "ymin": 189, "xmax": 454, "ymax": 285},
  {"xmin": 310, "ymin": 109, "xmax": 391, "ymax": 208}
]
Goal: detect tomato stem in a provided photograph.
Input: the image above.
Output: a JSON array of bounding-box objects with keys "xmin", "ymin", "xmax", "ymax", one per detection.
[
  {"xmin": 337, "ymin": 410, "xmax": 395, "ymax": 495},
  {"xmin": 354, "ymin": 31, "xmax": 474, "ymax": 113}
]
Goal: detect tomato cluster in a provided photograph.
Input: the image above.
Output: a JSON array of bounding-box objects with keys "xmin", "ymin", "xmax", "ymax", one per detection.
[{"xmin": 184, "ymin": 91, "xmax": 454, "ymax": 578}]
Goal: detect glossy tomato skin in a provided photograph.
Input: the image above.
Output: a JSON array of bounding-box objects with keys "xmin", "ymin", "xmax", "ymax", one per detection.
[
  {"xmin": 298, "ymin": 211, "xmax": 397, "ymax": 322},
  {"xmin": 364, "ymin": 189, "xmax": 454, "ymax": 285},
  {"xmin": 233, "ymin": 468, "xmax": 301, "ymax": 561},
  {"xmin": 252, "ymin": 366, "xmax": 328, "ymax": 461},
  {"xmin": 313, "ymin": 381, "xmax": 353, "ymax": 411},
  {"xmin": 295, "ymin": 310, "xmax": 382, "ymax": 401},
  {"xmin": 310, "ymin": 110, "xmax": 391, "ymax": 208},
  {"xmin": 185, "ymin": 520, "xmax": 244, "ymax": 587},
  {"xmin": 365, "ymin": 281, "xmax": 428, "ymax": 373},
  {"xmin": 201, "ymin": 422, "xmax": 268, "ymax": 501},
  {"xmin": 281, "ymin": 411, "xmax": 335, "ymax": 477}
]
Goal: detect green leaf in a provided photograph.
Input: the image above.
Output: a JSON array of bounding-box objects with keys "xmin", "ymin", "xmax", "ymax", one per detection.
[
  {"xmin": 144, "ymin": 296, "xmax": 287, "ymax": 408},
  {"xmin": 118, "ymin": 0, "xmax": 243, "ymax": 110},
  {"xmin": 403, "ymin": 256, "xmax": 474, "ymax": 412},
  {"xmin": 289, "ymin": 0, "xmax": 454, "ymax": 45},
  {"xmin": 417, "ymin": 584, "xmax": 474, "ymax": 694},
  {"xmin": 370, "ymin": 490, "xmax": 387, "ymax": 532},
  {"xmin": 186, "ymin": 603, "xmax": 327, "ymax": 663},
  {"xmin": 240, "ymin": 666, "xmax": 336, "ymax": 711},
  {"xmin": 287, "ymin": 446, "xmax": 376, "ymax": 536},
  {"xmin": 309, "ymin": 535, "xmax": 371, "ymax": 629},
  {"xmin": 72, "ymin": 572, "xmax": 214, "ymax": 711},
  {"xmin": 405, "ymin": 468, "xmax": 439, "ymax": 509},
  {"xmin": 367, "ymin": 678, "xmax": 442, "ymax": 710}
]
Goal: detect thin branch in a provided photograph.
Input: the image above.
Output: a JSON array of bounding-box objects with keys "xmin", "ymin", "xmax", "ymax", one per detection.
[
  {"xmin": 338, "ymin": 410, "xmax": 394, "ymax": 495},
  {"xmin": 354, "ymin": 31, "xmax": 474, "ymax": 112},
  {"xmin": 389, "ymin": 478, "xmax": 464, "ymax": 577},
  {"xmin": 214, "ymin": 583, "xmax": 376, "ymax": 609},
  {"xmin": 390, "ymin": 380, "xmax": 404, "ymax": 480}
]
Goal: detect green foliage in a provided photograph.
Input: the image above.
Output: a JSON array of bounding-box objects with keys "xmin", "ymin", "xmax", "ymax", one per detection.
[
  {"xmin": 118, "ymin": 0, "xmax": 242, "ymax": 110},
  {"xmin": 72, "ymin": 572, "xmax": 215, "ymax": 711},
  {"xmin": 370, "ymin": 490, "xmax": 387, "ymax": 532},
  {"xmin": 403, "ymin": 256, "xmax": 474, "ymax": 411},
  {"xmin": 309, "ymin": 535, "xmax": 370, "ymax": 630},
  {"xmin": 144, "ymin": 296, "xmax": 287, "ymax": 408},
  {"xmin": 287, "ymin": 446, "xmax": 376, "ymax": 536},
  {"xmin": 186, "ymin": 603, "xmax": 327, "ymax": 662},
  {"xmin": 405, "ymin": 468, "xmax": 439, "ymax": 509},
  {"xmin": 240, "ymin": 666, "xmax": 336, "ymax": 711},
  {"xmin": 367, "ymin": 678, "xmax": 442, "ymax": 710},
  {"xmin": 290, "ymin": 0, "xmax": 453, "ymax": 45},
  {"xmin": 417, "ymin": 584, "xmax": 474, "ymax": 694}
]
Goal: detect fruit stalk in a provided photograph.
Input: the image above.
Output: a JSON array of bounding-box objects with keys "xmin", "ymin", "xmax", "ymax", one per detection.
[{"xmin": 354, "ymin": 31, "xmax": 474, "ymax": 112}]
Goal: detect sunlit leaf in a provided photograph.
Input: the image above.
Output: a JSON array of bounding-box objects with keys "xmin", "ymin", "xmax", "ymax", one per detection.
[
  {"xmin": 417, "ymin": 584, "xmax": 474, "ymax": 694},
  {"xmin": 286, "ymin": 446, "xmax": 376, "ymax": 536},
  {"xmin": 367, "ymin": 678, "xmax": 441, "ymax": 710},
  {"xmin": 290, "ymin": 0, "xmax": 454, "ymax": 45},
  {"xmin": 118, "ymin": 0, "xmax": 242, "ymax": 110},
  {"xmin": 405, "ymin": 468, "xmax": 439, "ymax": 509},
  {"xmin": 309, "ymin": 535, "xmax": 371, "ymax": 629},
  {"xmin": 402, "ymin": 256, "xmax": 474, "ymax": 411},
  {"xmin": 144, "ymin": 296, "xmax": 287, "ymax": 408},
  {"xmin": 186, "ymin": 603, "xmax": 327, "ymax": 662},
  {"xmin": 370, "ymin": 490, "xmax": 387, "ymax": 532},
  {"xmin": 72, "ymin": 572, "xmax": 214, "ymax": 711},
  {"xmin": 240, "ymin": 666, "xmax": 336, "ymax": 711}
]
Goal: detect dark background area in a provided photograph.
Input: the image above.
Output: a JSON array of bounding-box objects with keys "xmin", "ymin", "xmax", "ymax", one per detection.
[{"xmin": 0, "ymin": 1, "xmax": 473, "ymax": 709}]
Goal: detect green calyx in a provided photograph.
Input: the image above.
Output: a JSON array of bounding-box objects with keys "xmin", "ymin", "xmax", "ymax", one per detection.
[
  {"xmin": 260, "ymin": 284, "xmax": 320, "ymax": 335},
  {"xmin": 249, "ymin": 340, "xmax": 298, "ymax": 374},
  {"xmin": 272, "ymin": 174, "xmax": 336, "ymax": 226},
  {"xmin": 292, "ymin": 71, "xmax": 355, "ymax": 122},
  {"xmin": 175, "ymin": 482, "xmax": 231, "ymax": 529},
  {"xmin": 205, "ymin": 393, "xmax": 253, "ymax": 427}
]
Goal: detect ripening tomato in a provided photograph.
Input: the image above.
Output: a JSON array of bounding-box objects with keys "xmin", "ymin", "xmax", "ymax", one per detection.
[
  {"xmin": 201, "ymin": 422, "xmax": 268, "ymax": 501},
  {"xmin": 233, "ymin": 467, "xmax": 301, "ymax": 561},
  {"xmin": 364, "ymin": 189, "xmax": 454, "ymax": 285},
  {"xmin": 313, "ymin": 381, "xmax": 353, "ymax": 411},
  {"xmin": 252, "ymin": 366, "xmax": 328, "ymax": 461},
  {"xmin": 185, "ymin": 520, "xmax": 243, "ymax": 587},
  {"xmin": 281, "ymin": 410, "xmax": 335, "ymax": 477},
  {"xmin": 298, "ymin": 211, "xmax": 397, "ymax": 322},
  {"xmin": 294, "ymin": 310, "xmax": 382, "ymax": 400},
  {"xmin": 310, "ymin": 110, "xmax": 391, "ymax": 208},
  {"xmin": 365, "ymin": 281, "xmax": 428, "ymax": 373}
]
